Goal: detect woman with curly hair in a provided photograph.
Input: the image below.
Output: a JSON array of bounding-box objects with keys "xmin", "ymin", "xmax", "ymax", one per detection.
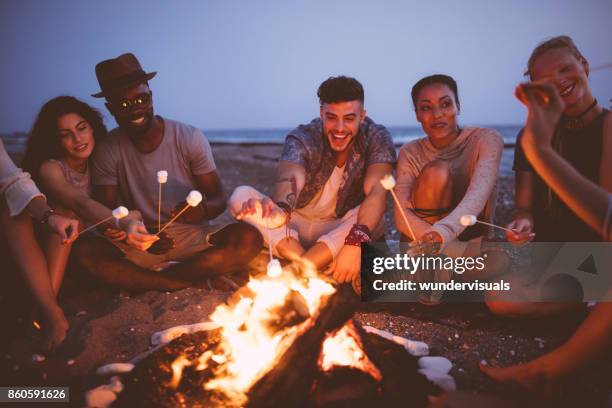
[{"xmin": 15, "ymin": 96, "xmax": 144, "ymax": 350}]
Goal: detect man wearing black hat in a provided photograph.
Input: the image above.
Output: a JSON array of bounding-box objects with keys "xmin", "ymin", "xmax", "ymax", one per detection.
[{"xmin": 74, "ymin": 53, "xmax": 263, "ymax": 290}]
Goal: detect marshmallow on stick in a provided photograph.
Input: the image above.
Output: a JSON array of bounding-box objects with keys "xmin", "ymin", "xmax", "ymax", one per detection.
[
  {"xmin": 157, "ymin": 191, "xmax": 202, "ymax": 235},
  {"xmin": 264, "ymin": 216, "xmax": 283, "ymax": 277},
  {"xmin": 380, "ymin": 174, "xmax": 416, "ymax": 241},
  {"xmin": 78, "ymin": 206, "xmax": 129, "ymax": 236},
  {"xmin": 266, "ymin": 258, "xmax": 283, "ymax": 278},
  {"xmin": 157, "ymin": 170, "xmax": 168, "ymax": 232},
  {"xmin": 460, "ymin": 214, "xmax": 516, "ymax": 234}
]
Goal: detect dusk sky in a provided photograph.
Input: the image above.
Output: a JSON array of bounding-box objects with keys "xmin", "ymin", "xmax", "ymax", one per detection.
[{"xmin": 1, "ymin": 0, "xmax": 610, "ymax": 133}]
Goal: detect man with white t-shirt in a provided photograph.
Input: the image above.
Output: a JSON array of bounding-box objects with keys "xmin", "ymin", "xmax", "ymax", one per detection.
[
  {"xmin": 74, "ymin": 53, "xmax": 263, "ymax": 291},
  {"xmin": 230, "ymin": 76, "xmax": 396, "ymax": 291}
]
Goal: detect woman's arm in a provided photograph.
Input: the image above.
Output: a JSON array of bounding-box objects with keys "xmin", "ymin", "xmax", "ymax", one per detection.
[
  {"xmin": 0, "ymin": 140, "xmax": 45, "ymax": 216},
  {"xmin": 38, "ymin": 160, "xmax": 133, "ymax": 231},
  {"xmin": 394, "ymin": 147, "xmax": 438, "ymax": 240},
  {"xmin": 519, "ymin": 82, "xmax": 612, "ymax": 239},
  {"xmin": 430, "ymin": 130, "xmax": 504, "ymax": 245}
]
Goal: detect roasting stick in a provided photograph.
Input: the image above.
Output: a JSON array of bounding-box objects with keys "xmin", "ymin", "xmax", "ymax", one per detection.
[
  {"xmin": 78, "ymin": 206, "xmax": 129, "ymax": 237},
  {"xmin": 157, "ymin": 170, "xmax": 168, "ymax": 232},
  {"xmin": 265, "ymin": 215, "xmax": 282, "ymax": 278},
  {"xmin": 459, "ymin": 214, "xmax": 516, "ymax": 234},
  {"xmin": 157, "ymin": 191, "xmax": 202, "ymax": 235},
  {"xmin": 380, "ymin": 174, "xmax": 416, "ymax": 242}
]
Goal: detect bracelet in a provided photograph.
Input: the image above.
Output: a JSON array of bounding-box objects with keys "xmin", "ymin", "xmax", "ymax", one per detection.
[
  {"xmin": 344, "ymin": 224, "xmax": 372, "ymax": 246},
  {"xmin": 39, "ymin": 208, "xmax": 55, "ymax": 225},
  {"xmin": 275, "ymin": 201, "xmax": 292, "ymax": 215}
]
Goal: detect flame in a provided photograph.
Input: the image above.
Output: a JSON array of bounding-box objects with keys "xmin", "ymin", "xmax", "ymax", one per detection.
[
  {"xmin": 169, "ymin": 355, "xmax": 191, "ymax": 389},
  {"xmin": 32, "ymin": 321, "xmax": 41, "ymax": 330},
  {"xmin": 319, "ymin": 320, "xmax": 382, "ymax": 382},
  {"xmin": 199, "ymin": 262, "xmax": 335, "ymax": 403}
]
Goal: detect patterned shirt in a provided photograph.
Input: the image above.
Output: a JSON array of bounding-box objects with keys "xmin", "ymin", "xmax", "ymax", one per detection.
[{"xmin": 280, "ymin": 117, "xmax": 396, "ymax": 218}]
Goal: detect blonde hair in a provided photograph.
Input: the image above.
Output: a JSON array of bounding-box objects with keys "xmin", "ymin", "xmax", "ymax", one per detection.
[{"xmin": 525, "ymin": 35, "xmax": 586, "ymax": 79}]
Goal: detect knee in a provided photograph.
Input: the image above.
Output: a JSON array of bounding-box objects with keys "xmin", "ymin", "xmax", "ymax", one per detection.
[
  {"xmin": 228, "ymin": 185, "xmax": 259, "ymax": 214},
  {"xmin": 238, "ymin": 222, "xmax": 264, "ymax": 254},
  {"xmin": 419, "ymin": 160, "xmax": 451, "ymax": 188},
  {"xmin": 73, "ymin": 237, "xmax": 114, "ymax": 271},
  {"xmin": 224, "ymin": 222, "xmax": 264, "ymax": 256}
]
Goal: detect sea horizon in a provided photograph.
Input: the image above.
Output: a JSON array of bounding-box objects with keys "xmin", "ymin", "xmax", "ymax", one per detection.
[{"xmin": 1, "ymin": 124, "xmax": 522, "ymax": 149}]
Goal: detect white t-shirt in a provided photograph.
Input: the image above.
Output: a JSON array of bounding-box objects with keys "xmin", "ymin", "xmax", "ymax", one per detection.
[
  {"xmin": 92, "ymin": 117, "xmax": 216, "ymax": 225},
  {"xmin": 296, "ymin": 164, "xmax": 345, "ymax": 221}
]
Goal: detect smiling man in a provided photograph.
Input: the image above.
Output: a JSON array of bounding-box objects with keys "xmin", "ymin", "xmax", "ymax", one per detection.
[
  {"xmin": 74, "ymin": 53, "xmax": 262, "ymax": 291},
  {"xmin": 230, "ymin": 76, "xmax": 395, "ymax": 292}
]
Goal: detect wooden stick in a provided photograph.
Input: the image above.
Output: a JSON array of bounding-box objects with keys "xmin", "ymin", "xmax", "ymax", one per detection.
[
  {"xmin": 158, "ymin": 182, "xmax": 162, "ymax": 233},
  {"xmin": 388, "ymin": 189, "xmax": 416, "ymax": 242},
  {"xmin": 475, "ymin": 219, "xmax": 515, "ymax": 234},
  {"xmin": 157, "ymin": 205, "xmax": 190, "ymax": 235},
  {"xmin": 266, "ymin": 217, "xmax": 273, "ymax": 262},
  {"xmin": 78, "ymin": 215, "xmax": 113, "ymax": 237}
]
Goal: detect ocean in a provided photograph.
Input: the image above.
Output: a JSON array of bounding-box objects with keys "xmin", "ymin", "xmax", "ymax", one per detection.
[
  {"xmin": 201, "ymin": 125, "xmax": 522, "ymax": 146},
  {"xmin": 1, "ymin": 124, "xmax": 521, "ymax": 176}
]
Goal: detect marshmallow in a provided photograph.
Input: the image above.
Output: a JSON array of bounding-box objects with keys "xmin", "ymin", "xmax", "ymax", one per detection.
[
  {"xmin": 186, "ymin": 191, "xmax": 203, "ymax": 207},
  {"xmin": 380, "ymin": 174, "xmax": 396, "ymax": 190},
  {"xmin": 157, "ymin": 170, "xmax": 168, "ymax": 183},
  {"xmin": 266, "ymin": 258, "xmax": 283, "ymax": 278},
  {"xmin": 459, "ymin": 214, "xmax": 477, "ymax": 226},
  {"xmin": 112, "ymin": 206, "xmax": 129, "ymax": 219},
  {"xmin": 32, "ymin": 354, "xmax": 46, "ymax": 363},
  {"xmin": 96, "ymin": 363, "xmax": 134, "ymax": 376}
]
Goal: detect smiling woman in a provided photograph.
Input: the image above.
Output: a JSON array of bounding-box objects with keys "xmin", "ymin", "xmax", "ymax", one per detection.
[
  {"xmin": 16, "ymin": 96, "xmax": 145, "ymax": 349},
  {"xmin": 509, "ymin": 35, "xmax": 611, "ymax": 243}
]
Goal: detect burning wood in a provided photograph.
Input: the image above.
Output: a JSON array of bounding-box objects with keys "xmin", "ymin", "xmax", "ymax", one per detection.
[
  {"xmin": 113, "ymin": 258, "xmax": 447, "ymax": 407},
  {"xmin": 319, "ymin": 320, "xmax": 382, "ymax": 381}
]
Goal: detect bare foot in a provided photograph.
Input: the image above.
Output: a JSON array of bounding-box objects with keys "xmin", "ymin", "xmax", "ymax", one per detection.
[
  {"xmin": 42, "ymin": 308, "xmax": 69, "ymax": 353},
  {"xmin": 480, "ymin": 358, "xmax": 562, "ymax": 396}
]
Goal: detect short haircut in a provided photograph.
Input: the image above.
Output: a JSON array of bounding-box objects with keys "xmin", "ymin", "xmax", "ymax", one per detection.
[
  {"xmin": 525, "ymin": 35, "xmax": 586, "ymax": 79},
  {"xmin": 317, "ymin": 76, "xmax": 364, "ymax": 105}
]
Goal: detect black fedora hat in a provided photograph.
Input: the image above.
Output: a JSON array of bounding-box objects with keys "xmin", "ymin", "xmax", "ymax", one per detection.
[{"xmin": 92, "ymin": 53, "xmax": 156, "ymax": 98}]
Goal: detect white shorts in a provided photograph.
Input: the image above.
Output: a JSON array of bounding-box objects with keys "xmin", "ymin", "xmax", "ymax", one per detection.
[{"xmin": 228, "ymin": 185, "xmax": 383, "ymax": 259}]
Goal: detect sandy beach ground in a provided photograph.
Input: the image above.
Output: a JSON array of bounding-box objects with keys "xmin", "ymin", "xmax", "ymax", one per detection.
[{"xmin": 0, "ymin": 143, "xmax": 607, "ymax": 406}]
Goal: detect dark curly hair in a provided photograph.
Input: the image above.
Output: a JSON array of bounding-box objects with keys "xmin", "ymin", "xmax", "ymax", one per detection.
[
  {"xmin": 22, "ymin": 96, "xmax": 107, "ymax": 181},
  {"xmin": 411, "ymin": 74, "xmax": 460, "ymax": 111},
  {"xmin": 317, "ymin": 76, "xmax": 364, "ymax": 105}
]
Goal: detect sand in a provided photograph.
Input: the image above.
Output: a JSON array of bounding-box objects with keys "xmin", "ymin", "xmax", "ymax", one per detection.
[{"xmin": 0, "ymin": 144, "xmax": 608, "ymax": 406}]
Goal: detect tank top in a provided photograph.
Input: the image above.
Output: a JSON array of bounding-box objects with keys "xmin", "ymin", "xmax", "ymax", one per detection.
[
  {"xmin": 49, "ymin": 159, "xmax": 91, "ymax": 197},
  {"xmin": 515, "ymin": 109, "xmax": 608, "ymax": 242}
]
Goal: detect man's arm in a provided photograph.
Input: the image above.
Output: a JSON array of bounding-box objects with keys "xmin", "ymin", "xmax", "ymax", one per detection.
[
  {"xmin": 326, "ymin": 163, "xmax": 392, "ymax": 284},
  {"xmin": 272, "ymin": 160, "xmax": 306, "ymax": 207},
  {"xmin": 356, "ymin": 163, "xmax": 393, "ymax": 230},
  {"xmin": 93, "ymin": 184, "xmax": 119, "ymax": 209},
  {"xmin": 193, "ymin": 170, "xmax": 227, "ymax": 220}
]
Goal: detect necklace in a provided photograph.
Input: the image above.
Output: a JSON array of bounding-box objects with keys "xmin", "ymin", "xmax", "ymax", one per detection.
[{"xmin": 563, "ymin": 99, "xmax": 598, "ymax": 130}]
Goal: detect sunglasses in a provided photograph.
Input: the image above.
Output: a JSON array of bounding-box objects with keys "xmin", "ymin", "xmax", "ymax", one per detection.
[{"xmin": 111, "ymin": 92, "xmax": 152, "ymax": 111}]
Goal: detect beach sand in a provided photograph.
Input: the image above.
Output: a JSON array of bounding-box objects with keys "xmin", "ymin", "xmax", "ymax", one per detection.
[{"xmin": 0, "ymin": 144, "xmax": 606, "ymax": 406}]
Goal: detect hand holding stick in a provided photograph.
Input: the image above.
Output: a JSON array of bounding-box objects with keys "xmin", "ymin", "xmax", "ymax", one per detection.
[{"xmin": 78, "ymin": 206, "xmax": 129, "ymax": 237}]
